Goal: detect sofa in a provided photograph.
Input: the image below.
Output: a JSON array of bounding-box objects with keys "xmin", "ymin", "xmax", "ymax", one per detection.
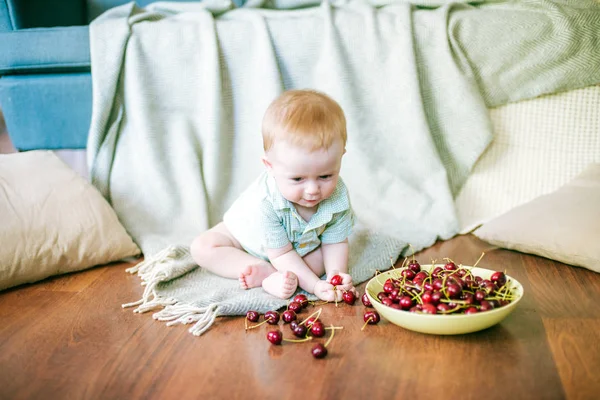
[{"xmin": 0, "ymin": 0, "xmax": 243, "ymax": 151}]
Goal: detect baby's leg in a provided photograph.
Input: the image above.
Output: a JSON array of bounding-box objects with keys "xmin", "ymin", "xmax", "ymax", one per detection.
[{"xmin": 190, "ymin": 222, "xmax": 275, "ymax": 288}]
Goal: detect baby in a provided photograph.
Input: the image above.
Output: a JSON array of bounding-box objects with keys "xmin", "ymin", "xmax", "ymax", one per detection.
[{"xmin": 190, "ymin": 89, "xmax": 356, "ymax": 302}]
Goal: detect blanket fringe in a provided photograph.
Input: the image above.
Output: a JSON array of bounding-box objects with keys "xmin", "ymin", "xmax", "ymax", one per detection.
[
  {"xmin": 122, "ymin": 246, "xmax": 219, "ymax": 336},
  {"xmin": 153, "ymin": 303, "xmax": 219, "ymax": 336},
  {"xmin": 122, "ymin": 245, "xmax": 180, "ymax": 312}
]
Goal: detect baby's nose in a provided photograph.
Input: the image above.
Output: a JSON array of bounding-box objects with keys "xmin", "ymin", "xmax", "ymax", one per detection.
[{"xmin": 305, "ymin": 181, "xmax": 319, "ymax": 195}]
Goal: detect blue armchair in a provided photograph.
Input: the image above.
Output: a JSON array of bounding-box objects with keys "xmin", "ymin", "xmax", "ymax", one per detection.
[{"xmin": 0, "ymin": 0, "xmax": 244, "ymax": 151}]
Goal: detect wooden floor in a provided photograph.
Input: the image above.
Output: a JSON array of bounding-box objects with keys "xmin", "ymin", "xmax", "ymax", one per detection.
[{"xmin": 1, "ymin": 234, "xmax": 599, "ymax": 400}]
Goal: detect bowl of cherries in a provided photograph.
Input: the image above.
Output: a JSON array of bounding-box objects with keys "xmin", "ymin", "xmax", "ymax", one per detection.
[{"xmin": 365, "ymin": 256, "xmax": 524, "ymax": 335}]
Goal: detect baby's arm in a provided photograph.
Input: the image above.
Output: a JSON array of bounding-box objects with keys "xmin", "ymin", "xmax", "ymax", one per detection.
[{"xmin": 322, "ymin": 239, "xmax": 356, "ymax": 294}]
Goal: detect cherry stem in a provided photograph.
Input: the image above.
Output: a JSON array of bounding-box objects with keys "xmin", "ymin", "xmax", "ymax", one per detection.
[
  {"xmin": 325, "ymin": 326, "xmax": 344, "ymax": 330},
  {"xmin": 300, "ymin": 308, "xmax": 322, "ymax": 326},
  {"xmin": 361, "ymin": 317, "xmax": 373, "ymax": 331},
  {"xmin": 472, "ymin": 252, "xmax": 485, "ymax": 268},
  {"xmin": 408, "ymin": 243, "xmax": 416, "ymax": 261},
  {"xmin": 401, "ymin": 256, "xmax": 408, "ymax": 269},
  {"xmin": 283, "ymin": 336, "xmax": 313, "ymax": 343},
  {"xmin": 324, "ymin": 324, "xmax": 336, "ymax": 348},
  {"xmin": 245, "ymin": 319, "xmax": 269, "ymax": 330}
]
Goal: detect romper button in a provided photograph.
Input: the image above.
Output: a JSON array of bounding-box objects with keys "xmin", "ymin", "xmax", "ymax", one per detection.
[{"xmin": 298, "ymin": 243, "xmax": 307, "ymax": 248}]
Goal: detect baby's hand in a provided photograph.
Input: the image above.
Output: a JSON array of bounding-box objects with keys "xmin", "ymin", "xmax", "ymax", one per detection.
[
  {"xmin": 328, "ymin": 271, "xmax": 356, "ymax": 295},
  {"xmin": 313, "ymin": 280, "xmax": 343, "ymax": 302}
]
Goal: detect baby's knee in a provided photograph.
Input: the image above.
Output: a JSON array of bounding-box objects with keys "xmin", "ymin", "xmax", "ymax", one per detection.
[{"xmin": 190, "ymin": 235, "xmax": 215, "ymax": 263}]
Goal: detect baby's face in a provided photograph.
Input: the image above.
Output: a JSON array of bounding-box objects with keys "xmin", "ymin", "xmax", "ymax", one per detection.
[{"xmin": 264, "ymin": 139, "xmax": 345, "ymax": 211}]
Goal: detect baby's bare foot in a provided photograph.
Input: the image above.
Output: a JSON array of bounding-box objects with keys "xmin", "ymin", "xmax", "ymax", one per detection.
[
  {"xmin": 239, "ymin": 262, "xmax": 275, "ymax": 289},
  {"xmin": 261, "ymin": 271, "xmax": 298, "ymax": 299}
]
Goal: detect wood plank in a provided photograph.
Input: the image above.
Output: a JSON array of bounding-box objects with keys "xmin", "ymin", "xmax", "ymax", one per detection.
[
  {"xmin": 543, "ymin": 318, "xmax": 600, "ymax": 400},
  {"xmin": 524, "ymin": 257, "xmax": 600, "ymax": 318}
]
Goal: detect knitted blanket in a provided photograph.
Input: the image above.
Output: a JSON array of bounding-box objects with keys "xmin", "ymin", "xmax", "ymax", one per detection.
[{"xmin": 88, "ymin": 0, "xmax": 600, "ymax": 335}]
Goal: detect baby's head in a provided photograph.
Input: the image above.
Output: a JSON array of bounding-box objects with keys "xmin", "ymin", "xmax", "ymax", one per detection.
[
  {"xmin": 262, "ymin": 90, "xmax": 347, "ymax": 210},
  {"xmin": 262, "ymin": 89, "xmax": 347, "ymax": 153}
]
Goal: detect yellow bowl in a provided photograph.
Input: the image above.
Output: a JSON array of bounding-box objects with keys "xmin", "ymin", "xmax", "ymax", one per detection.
[{"xmin": 365, "ymin": 265, "xmax": 524, "ymax": 335}]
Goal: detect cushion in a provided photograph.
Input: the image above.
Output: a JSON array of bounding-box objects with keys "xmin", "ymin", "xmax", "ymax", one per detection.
[
  {"xmin": 473, "ymin": 163, "xmax": 600, "ymax": 273},
  {"xmin": 456, "ymin": 84, "xmax": 600, "ymax": 233},
  {"xmin": 0, "ymin": 151, "xmax": 141, "ymax": 291}
]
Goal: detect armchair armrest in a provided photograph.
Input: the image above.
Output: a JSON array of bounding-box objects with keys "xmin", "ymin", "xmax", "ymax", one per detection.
[{"xmin": 0, "ymin": 0, "xmax": 87, "ymax": 32}]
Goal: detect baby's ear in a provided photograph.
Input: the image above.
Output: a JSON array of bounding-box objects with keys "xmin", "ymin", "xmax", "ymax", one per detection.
[{"xmin": 262, "ymin": 155, "xmax": 273, "ymax": 171}]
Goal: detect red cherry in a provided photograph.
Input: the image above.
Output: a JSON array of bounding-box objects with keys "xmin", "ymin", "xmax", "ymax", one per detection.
[
  {"xmin": 310, "ymin": 321, "xmax": 326, "ymax": 337},
  {"xmin": 246, "ymin": 310, "xmax": 260, "ymax": 322},
  {"xmin": 421, "ymin": 304, "xmax": 437, "ymax": 314},
  {"xmin": 383, "ymin": 281, "xmax": 395, "ymax": 294},
  {"xmin": 311, "ymin": 343, "xmax": 328, "ymax": 358},
  {"xmin": 381, "ymin": 297, "xmax": 394, "ymax": 307},
  {"xmin": 401, "ymin": 269, "xmax": 416, "ymax": 280},
  {"xmin": 292, "ymin": 324, "xmax": 308, "ymax": 337},
  {"xmin": 361, "ymin": 292, "xmax": 373, "ymax": 307},
  {"xmin": 408, "ymin": 260, "xmax": 421, "ymax": 273},
  {"xmin": 282, "ymin": 310, "xmax": 297, "ymax": 323},
  {"xmin": 264, "ymin": 311, "xmax": 280, "ymax": 325},
  {"xmin": 363, "ymin": 311, "xmax": 380, "ymax": 325},
  {"xmin": 444, "ymin": 261, "xmax": 458, "ymax": 271},
  {"xmin": 432, "ymin": 278, "xmax": 444, "ymax": 291},
  {"xmin": 288, "ymin": 301, "xmax": 302, "ymax": 313},
  {"xmin": 490, "ymin": 271, "xmax": 507, "ymax": 287},
  {"xmin": 446, "ymin": 283, "xmax": 462, "ymax": 299},
  {"xmin": 292, "ymin": 294, "xmax": 309, "ymax": 308},
  {"xmin": 330, "ymin": 275, "xmax": 343, "ymax": 286},
  {"xmin": 399, "ymin": 295, "xmax": 413, "ymax": 310},
  {"xmin": 414, "ymin": 271, "xmax": 428, "ymax": 281},
  {"xmin": 342, "ymin": 291, "xmax": 356, "ymax": 305},
  {"xmin": 474, "ymin": 290, "xmax": 486, "ymax": 302},
  {"xmin": 305, "ymin": 317, "xmax": 318, "ymax": 327},
  {"xmin": 432, "ymin": 266, "xmax": 444, "ymax": 276},
  {"xmin": 437, "ymin": 303, "xmax": 451, "ymax": 313},
  {"xmin": 267, "ymin": 330, "xmax": 283, "ymax": 345},
  {"xmin": 465, "ymin": 307, "xmax": 478, "ymax": 314},
  {"xmin": 480, "ymin": 300, "xmax": 494, "ymax": 311},
  {"xmin": 430, "ymin": 291, "xmax": 442, "ymax": 305},
  {"xmin": 461, "ymin": 292, "xmax": 475, "ymax": 305}
]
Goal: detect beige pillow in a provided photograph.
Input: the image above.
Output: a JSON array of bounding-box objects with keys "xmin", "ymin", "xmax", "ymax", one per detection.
[
  {"xmin": 474, "ymin": 163, "xmax": 600, "ymax": 273},
  {"xmin": 0, "ymin": 151, "xmax": 141, "ymax": 291}
]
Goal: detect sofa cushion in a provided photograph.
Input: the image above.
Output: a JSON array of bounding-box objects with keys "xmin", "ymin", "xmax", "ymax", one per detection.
[
  {"xmin": 0, "ymin": 26, "xmax": 90, "ymax": 74},
  {"xmin": 0, "ymin": 72, "xmax": 92, "ymax": 150},
  {"xmin": 473, "ymin": 163, "xmax": 600, "ymax": 273},
  {"xmin": 0, "ymin": 151, "xmax": 141, "ymax": 291}
]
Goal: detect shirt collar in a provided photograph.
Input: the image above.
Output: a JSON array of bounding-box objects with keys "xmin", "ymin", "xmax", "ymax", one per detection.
[{"xmin": 266, "ymin": 173, "xmax": 350, "ymax": 229}]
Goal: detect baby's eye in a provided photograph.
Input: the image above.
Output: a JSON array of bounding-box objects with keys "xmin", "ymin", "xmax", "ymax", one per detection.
[
  {"xmin": 291, "ymin": 177, "xmax": 303, "ymax": 182},
  {"xmin": 319, "ymin": 175, "xmax": 332, "ymax": 180}
]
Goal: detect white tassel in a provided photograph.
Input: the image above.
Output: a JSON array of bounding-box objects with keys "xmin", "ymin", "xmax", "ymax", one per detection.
[
  {"xmin": 151, "ymin": 303, "xmax": 219, "ymax": 336},
  {"xmin": 190, "ymin": 304, "xmax": 219, "ymax": 336},
  {"xmin": 121, "ymin": 245, "xmax": 180, "ymax": 310},
  {"xmin": 121, "ymin": 273, "xmax": 165, "ymax": 309}
]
